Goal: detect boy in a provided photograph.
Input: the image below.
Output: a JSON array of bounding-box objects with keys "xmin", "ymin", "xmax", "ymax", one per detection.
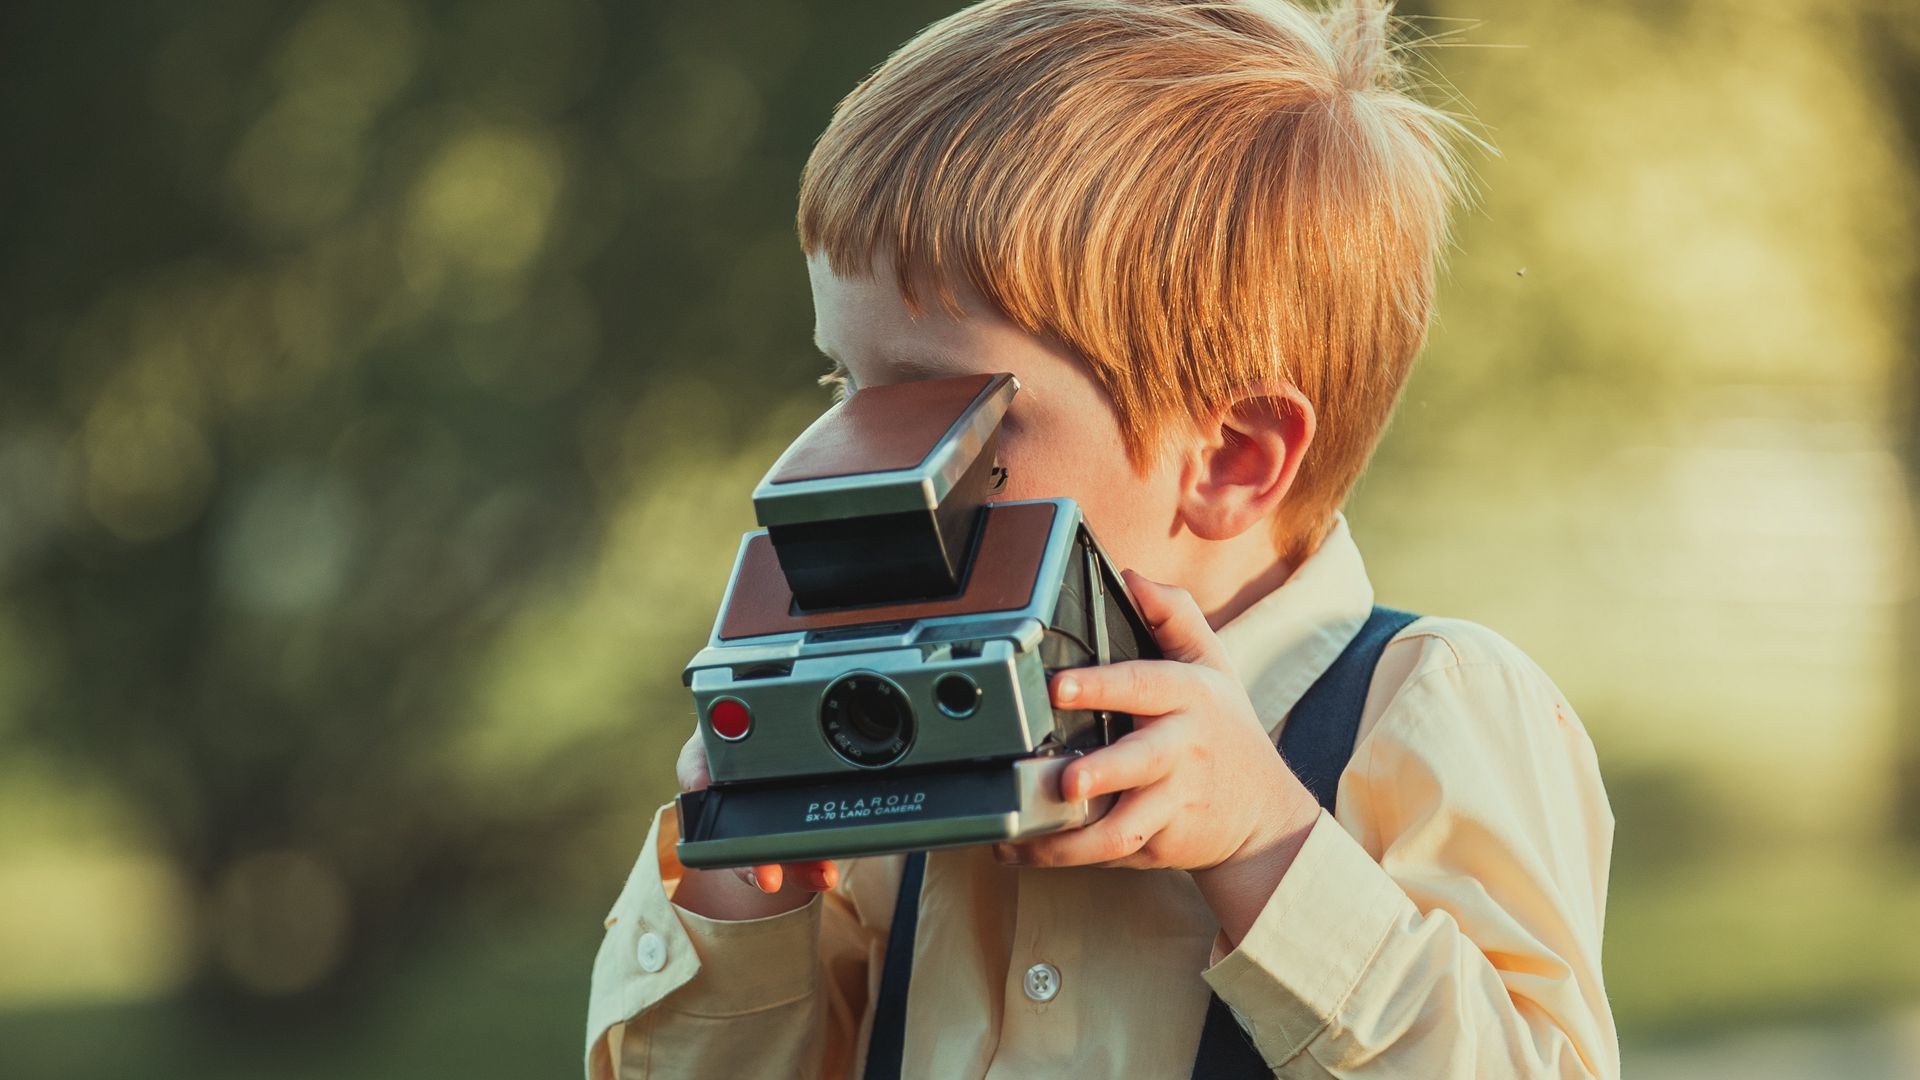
[{"xmin": 588, "ymin": 0, "xmax": 1617, "ymax": 1076}]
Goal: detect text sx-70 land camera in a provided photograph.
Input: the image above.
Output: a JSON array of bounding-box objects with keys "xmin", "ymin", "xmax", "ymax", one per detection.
[{"xmin": 674, "ymin": 372, "xmax": 1162, "ymax": 869}]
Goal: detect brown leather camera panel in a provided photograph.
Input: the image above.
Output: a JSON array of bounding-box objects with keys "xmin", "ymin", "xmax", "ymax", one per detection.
[
  {"xmin": 767, "ymin": 373, "xmax": 1005, "ymax": 483},
  {"xmin": 718, "ymin": 501, "xmax": 1057, "ymax": 640}
]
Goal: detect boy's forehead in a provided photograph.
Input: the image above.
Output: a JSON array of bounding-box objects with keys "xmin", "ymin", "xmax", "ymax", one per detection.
[
  {"xmin": 808, "ymin": 253, "xmax": 972, "ymax": 324},
  {"xmin": 807, "ymin": 253, "xmax": 1009, "ymax": 381},
  {"xmin": 805, "ymin": 253, "xmax": 1086, "ymax": 411}
]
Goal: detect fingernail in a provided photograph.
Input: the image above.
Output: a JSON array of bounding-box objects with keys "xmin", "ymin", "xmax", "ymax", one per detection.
[
  {"xmin": 1056, "ymin": 675, "xmax": 1079, "ymax": 703},
  {"xmin": 1067, "ymin": 771, "xmax": 1091, "ymax": 800}
]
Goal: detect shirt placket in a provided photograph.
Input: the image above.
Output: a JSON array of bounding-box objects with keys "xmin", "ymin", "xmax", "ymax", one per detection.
[{"xmin": 990, "ymin": 866, "xmax": 1084, "ymax": 1073}]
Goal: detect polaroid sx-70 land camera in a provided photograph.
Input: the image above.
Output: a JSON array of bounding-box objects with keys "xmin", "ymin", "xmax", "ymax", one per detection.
[{"xmin": 673, "ymin": 372, "xmax": 1161, "ymax": 870}]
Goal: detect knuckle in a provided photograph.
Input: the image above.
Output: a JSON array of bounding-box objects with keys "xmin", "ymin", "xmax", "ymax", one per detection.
[
  {"xmin": 1085, "ymin": 667, "xmax": 1114, "ymax": 701},
  {"xmin": 1147, "ymin": 740, "xmax": 1174, "ymax": 775},
  {"xmin": 1205, "ymin": 672, "xmax": 1242, "ymax": 708},
  {"xmin": 1196, "ymin": 667, "xmax": 1232, "ymax": 699}
]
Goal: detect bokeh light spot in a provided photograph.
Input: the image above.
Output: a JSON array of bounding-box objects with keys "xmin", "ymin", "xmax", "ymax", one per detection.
[
  {"xmin": 210, "ymin": 849, "xmax": 352, "ymax": 997},
  {"xmin": 408, "ymin": 127, "xmax": 565, "ymax": 280},
  {"xmin": 81, "ymin": 400, "xmax": 215, "ymax": 542},
  {"xmin": 216, "ymin": 467, "xmax": 358, "ymax": 616}
]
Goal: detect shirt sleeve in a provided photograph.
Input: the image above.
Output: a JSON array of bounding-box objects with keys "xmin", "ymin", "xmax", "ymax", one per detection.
[
  {"xmin": 1201, "ymin": 652, "xmax": 1620, "ymax": 1079},
  {"xmin": 585, "ymin": 801, "xmax": 881, "ymax": 1080}
]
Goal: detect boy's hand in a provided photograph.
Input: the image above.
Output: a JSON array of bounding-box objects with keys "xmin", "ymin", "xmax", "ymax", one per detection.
[
  {"xmin": 993, "ymin": 570, "xmax": 1320, "ymax": 888},
  {"xmin": 668, "ymin": 729, "xmax": 839, "ymax": 920}
]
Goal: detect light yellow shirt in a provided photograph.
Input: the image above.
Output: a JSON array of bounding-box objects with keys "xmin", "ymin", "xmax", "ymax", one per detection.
[{"xmin": 586, "ymin": 512, "xmax": 1619, "ymax": 1078}]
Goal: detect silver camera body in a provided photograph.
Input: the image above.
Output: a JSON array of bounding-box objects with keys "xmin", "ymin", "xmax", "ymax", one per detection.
[{"xmin": 675, "ymin": 373, "xmax": 1157, "ymax": 869}]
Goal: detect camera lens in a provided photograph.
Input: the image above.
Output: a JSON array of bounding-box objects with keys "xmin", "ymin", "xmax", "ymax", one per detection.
[{"xmin": 820, "ymin": 673, "xmax": 915, "ymax": 768}]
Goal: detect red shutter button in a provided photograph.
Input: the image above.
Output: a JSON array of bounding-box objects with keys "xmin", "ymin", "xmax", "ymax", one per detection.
[{"xmin": 710, "ymin": 698, "xmax": 752, "ymax": 741}]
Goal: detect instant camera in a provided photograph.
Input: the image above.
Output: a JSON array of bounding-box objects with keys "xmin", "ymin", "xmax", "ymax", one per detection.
[{"xmin": 674, "ymin": 372, "xmax": 1161, "ymax": 869}]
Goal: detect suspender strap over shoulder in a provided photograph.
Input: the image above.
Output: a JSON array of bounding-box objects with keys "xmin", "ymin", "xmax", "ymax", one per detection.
[
  {"xmin": 1279, "ymin": 605, "xmax": 1422, "ymax": 814},
  {"xmin": 865, "ymin": 605, "xmax": 1423, "ymax": 1080}
]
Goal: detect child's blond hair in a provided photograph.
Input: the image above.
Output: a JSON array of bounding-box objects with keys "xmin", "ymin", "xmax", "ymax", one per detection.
[{"xmin": 798, "ymin": 0, "xmax": 1473, "ymax": 562}]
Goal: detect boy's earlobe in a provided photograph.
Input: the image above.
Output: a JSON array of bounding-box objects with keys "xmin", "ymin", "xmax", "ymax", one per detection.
[{"xmin": 1178, "ymin": 385, "xmax": 1315, "ymax": 543}]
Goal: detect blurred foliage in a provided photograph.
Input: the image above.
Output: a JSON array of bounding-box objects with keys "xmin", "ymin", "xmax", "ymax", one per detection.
[
  {"xmin": 0, "ymin": 0, "xmax": 853, "ymax": 1007},
  {"xmin": 0, "ymin": 0, "xmax": 1916, "ymax": 1076}
]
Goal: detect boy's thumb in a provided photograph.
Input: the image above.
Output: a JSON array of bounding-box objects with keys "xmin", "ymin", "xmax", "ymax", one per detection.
[
  {"xmin": 1120, "ymin": 569, "xmax": 1230, "ymax": 671},
  {"xmin": 675, "ymin": 728, "xmax": 712, "ymax": 793}
]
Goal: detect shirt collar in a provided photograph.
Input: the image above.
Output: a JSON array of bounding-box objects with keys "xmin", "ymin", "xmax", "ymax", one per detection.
[{"xmin": 1213, "ymin": 511, "xmax": 1375, "ymax": 738}]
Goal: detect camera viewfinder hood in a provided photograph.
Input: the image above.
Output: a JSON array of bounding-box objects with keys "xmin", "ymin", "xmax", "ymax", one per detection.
[{"xmin": 752, "ymin": 372, "xmax": 1017, "ymax": 610}]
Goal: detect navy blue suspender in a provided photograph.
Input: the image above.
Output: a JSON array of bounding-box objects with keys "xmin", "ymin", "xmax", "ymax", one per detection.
[{"xmin": 865, "ymin": 841, "xmax": 929, "ymax": 1080}]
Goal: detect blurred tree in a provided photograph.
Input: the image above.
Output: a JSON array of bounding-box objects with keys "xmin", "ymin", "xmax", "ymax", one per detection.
[
  {"xmin": 1863, "ymin": 5, "xmax": 1920, "ymax": 845},
  {"xmin": 0, "ymin": 0, "xmax": 962, "ymax": 1012}
]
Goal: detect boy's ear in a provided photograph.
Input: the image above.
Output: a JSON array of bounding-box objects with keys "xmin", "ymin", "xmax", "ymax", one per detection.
[{"xmin": 1176, "ymin": 382, "xmax": 1316, "ymax": 543}]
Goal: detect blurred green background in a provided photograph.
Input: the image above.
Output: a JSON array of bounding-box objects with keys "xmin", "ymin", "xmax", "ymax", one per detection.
[{"xmin": 1, "ymin": 1, "xmax": 1916, "ymax": 1077}]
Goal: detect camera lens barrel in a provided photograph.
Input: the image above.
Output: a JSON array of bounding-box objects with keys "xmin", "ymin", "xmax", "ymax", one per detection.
[{"xmin": 820, "ymin": 672, "xmax": 916, "ymax": 767}]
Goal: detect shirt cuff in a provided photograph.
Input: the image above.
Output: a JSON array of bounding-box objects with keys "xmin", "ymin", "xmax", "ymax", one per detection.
[
  {"xmin": 586, "ymin": 801, "xmax": 823, "ymax": 1050},
  {"xmin": 1200, "ymin": 809, "xmax": 1412, "ymax": 1063}
]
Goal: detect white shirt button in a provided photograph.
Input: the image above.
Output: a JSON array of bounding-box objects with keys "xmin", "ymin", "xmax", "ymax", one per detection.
[
  {"xmin": 636, "ymin": 931, "xmax": 667, "ymax": 973},
  {"xmin": 1023, "ymin": 962, "xmax": 1061, "ymax": 1003}
]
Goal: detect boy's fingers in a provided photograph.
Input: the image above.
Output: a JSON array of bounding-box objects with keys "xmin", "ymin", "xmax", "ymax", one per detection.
[
  {"xmin": 1013, "ymin": 786, "xmax": 1170, "ymax": 869},
  {"xmin": 1052, "ymin": 659, "xmax": 1225, "ymax": 717},
  {"xmin": 1062, "ymin": 725, "xmax": 1179, "ymax": 801},
  {"xmin": 743, "ymin": 860, "xmax": 837, "ymax": 893},
  {"xmin": 675, "ymin": 729, "xmax": 712, "ymax": 793},
  {"xmin": 1121, "ymin": 569, "xmax": 1231, "ymax": 671},
  {"xmin": 794, "ymin": 860, "xmax": 839, "ymax": 891}
]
